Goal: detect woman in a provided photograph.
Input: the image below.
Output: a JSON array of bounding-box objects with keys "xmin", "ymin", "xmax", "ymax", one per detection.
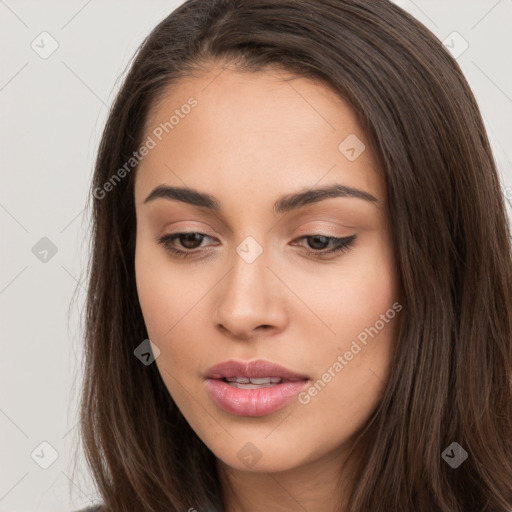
[{"xmin": 76, "ymin": 0, "xmax": 512, "ymax": 510}]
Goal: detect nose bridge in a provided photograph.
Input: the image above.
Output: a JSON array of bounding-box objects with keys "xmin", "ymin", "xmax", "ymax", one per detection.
[
  {"xmin": 224, "ymin": 235, "xmax": 273, "ymax": 312},
  {"xmin": 214, "ymin": 234, "xmax": 286, "ymax": 337}
]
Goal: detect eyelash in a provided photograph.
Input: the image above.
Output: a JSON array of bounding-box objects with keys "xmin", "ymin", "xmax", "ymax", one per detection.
[{"xmin": 157, "ymin": 232, "xmax": 356, "ymax": 260}]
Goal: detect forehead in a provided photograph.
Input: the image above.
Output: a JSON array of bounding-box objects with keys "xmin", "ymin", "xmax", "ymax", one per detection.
[{"xmin": 134, "ymin": 66, "xmax": 384, "ymax": 208}]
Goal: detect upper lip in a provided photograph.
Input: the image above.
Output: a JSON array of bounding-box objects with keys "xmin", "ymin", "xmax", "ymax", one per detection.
[{"xmin": 205, "ymin": 359, "xmax": 309, "ymax": 381}]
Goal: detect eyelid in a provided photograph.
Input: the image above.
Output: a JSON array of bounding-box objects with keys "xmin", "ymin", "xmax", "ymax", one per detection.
[
  {"xmin": 293, "ymin": 227, "xmax": 354, "ymax": 241},
  {"xmin": 161, "ymin": 220, "xmax": 220, "ymax": 234}
]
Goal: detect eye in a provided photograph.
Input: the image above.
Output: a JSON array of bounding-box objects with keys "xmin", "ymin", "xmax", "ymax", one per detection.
[
  {"xmin": 157, "ymin": 232, "xmax": 356, "ymax": 260},
  {"xmin": 157, "ymin": 232, "xmax": 216, "ymax": 259},
  {"xmin": 292, "ymin": 234, "xmax": 356, "ymax": 258}
]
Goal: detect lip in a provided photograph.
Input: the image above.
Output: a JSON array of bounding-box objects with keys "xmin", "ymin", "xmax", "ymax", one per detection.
[
  {"xmin": 204, "ymin": 359, "xmax": 310, "ymax": 417},
  {"xmin": 204, "ymin": 359, "xmax": 309, "ymax": 381}
]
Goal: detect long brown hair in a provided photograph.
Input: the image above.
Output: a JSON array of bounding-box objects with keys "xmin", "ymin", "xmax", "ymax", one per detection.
[{"xmin": 78, "ymin": 0, "xmax": 512, "ymax": 510}]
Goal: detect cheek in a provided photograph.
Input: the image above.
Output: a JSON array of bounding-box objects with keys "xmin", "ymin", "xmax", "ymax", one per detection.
[
  {"xmin": 135, "ymin": 241, "xmax": 167, "ymax": 338},
  {"xmin": 135, "ymin": 231, "xmax": 196, "ymax": 338},
  {"xmin": 338, "ymin": 250, "xmax": 397, "ymax": 340},
  {"xmin": 292, "ymin": 267, "xmax": 398, "ymax": 455},
  {"xmin": 286, "ymin": 230, "xmax": 399, "ymax": 410},
  {"xmin": 134, "ymin": 235, "xmax": 187, "ymax": 348},
  {"xmin": 284, "ymin": 232, "xmax": 398, "ymax": 345},
  {"xmin": 134, "ymin": 238, "xmax": 211, "ymax": 378}
]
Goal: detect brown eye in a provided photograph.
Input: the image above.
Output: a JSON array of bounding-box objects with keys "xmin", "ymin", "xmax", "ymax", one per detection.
[
  {"xmin": 293, "ymin": 234, "xmax": 356, "ymax": 258},
  {"xmin": 177, "ymin": 233, "xmax": 205, "ymax": 250},
  {"xmin": 157, "ymin": 232, "xmax": 217, "ymax": 259},
  {"xmin": 305, "ymin": 235, "xmax": 331, "ymax": 250}
]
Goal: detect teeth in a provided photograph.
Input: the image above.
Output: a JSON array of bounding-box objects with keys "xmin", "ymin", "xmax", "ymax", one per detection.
[
  {"xmin": 226, "ymin": 376, "xmax": 250, "ymax": 383},
  {"xmin": 224, "ymin": 376, "xmax": 283, "ymax": 385},
  {"xmin": 249, "ymin": 377, "xmax": 272, "ymax": 384},
  {"xmin": 232, "ymin": 383, "xmax": 274, "ymax": 389}
]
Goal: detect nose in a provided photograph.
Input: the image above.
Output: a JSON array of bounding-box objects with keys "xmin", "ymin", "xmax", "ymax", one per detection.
[{"xmin": 213, "ymin": 245, "xmax": 288, "ymax": 340}]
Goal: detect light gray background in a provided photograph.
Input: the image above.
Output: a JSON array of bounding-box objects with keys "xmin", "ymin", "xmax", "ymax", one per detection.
[{"xmin": 1, "ymin": 1, "xmax": 511, "ymax": 510}]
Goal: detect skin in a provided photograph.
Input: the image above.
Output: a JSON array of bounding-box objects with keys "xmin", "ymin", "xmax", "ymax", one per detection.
[{"xmin": 134, "ymin": 64, "xmax": 400, "ymax": 512}]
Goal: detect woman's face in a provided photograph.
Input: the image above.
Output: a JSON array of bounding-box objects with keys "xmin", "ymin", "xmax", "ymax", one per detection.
[{"xmin": 134, "ymin": 65, "xmax": 400, "ymax": 473}]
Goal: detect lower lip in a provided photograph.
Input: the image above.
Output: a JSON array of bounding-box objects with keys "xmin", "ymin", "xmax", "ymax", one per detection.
[{"xmin": 205, "ymin": 378, "xmax": 309, "ymax": 417}]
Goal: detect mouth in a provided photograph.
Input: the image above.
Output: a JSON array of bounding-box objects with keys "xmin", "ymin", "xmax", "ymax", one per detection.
[
  {"xmin": 220, "ymin": 376, "xmax": 286, "ymax": 389},
  {"xmin": 204, "ymin": 359, "xmax": 310, "ymax": 416},
  {"xmin": 204, "ymin": 358, "xmax": 310, "ymax": 381}
]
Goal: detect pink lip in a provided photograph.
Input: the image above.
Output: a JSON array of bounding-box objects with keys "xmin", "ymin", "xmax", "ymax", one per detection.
[
  {"xmin": 204, "ymin": 359, "xmax": 310, "ymax": 417},
  {"xmin": 204, "ymin": 359, "xmax": 309, "ymax": 381}
]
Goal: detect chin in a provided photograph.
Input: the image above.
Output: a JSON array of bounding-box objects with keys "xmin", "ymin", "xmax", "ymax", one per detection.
[
  {"xmin": 219, "ymin": 453, "xmax": 301, "ymax": 474},
  {"xmin": 208, "ymin": 434, "xmax": 314, "ymax": 474}
]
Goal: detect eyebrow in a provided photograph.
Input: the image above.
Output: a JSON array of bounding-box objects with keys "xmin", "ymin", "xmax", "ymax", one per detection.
[{"xmin": 143, "ymin": 183, "xmax": 378, "ymax": 214}]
